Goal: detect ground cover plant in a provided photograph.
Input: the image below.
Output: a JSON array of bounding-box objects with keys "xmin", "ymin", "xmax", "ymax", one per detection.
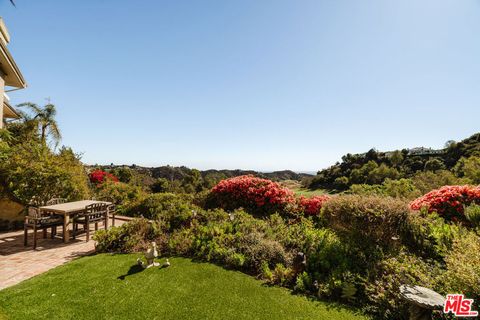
[
  {"xmin": 91, "ymin": 173, "xmax": 480, "ymax": 320},
  {"xmin": 0, "ymin": 255, "xmax": 368, "ymax": 320}
]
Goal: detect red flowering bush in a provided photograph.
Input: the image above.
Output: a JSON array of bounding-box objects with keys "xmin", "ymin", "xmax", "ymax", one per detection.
[
  {"xmin": 89, "ymin": 169, "xmax": 119, "ymax": 185},
  {"xmin": 298, "ymin": 195, "xmax": 331, "ymax": 216},
  {"xmin": 208, "ymin": 175, "xmax": 296, "ymax": 216},
  {"xmin": 410, "ymin": 185, "xmax": 480, "ymax": 222}
]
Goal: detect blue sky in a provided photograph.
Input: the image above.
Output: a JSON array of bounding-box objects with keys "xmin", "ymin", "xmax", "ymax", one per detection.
[{"xmin": 1, "ymin": 0, "xmax": 479, "ymax": 172}]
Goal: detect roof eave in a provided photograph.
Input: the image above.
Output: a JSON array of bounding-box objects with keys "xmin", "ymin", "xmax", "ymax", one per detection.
[
  {"xmin": 0, "ymin": 40, "xmax": 26, "ymax": 89},
  {"xmin": 3, "ymin": 99, "xmax": 20, "ymax": 118}
]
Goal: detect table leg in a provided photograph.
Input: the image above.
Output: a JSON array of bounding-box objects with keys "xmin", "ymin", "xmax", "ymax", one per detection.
[
  {"xmin": 105, "ymin": 208, "xmax": 109, "ymax": 230},
  {"xmin": 63, "ymin": 214, "xmax": 70, "ymax": 243}
]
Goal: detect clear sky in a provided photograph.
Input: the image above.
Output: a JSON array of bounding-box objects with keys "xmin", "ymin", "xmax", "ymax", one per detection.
[{"xmin": 1, "ymin": 0, "xmax": 479, "ymax": 172}]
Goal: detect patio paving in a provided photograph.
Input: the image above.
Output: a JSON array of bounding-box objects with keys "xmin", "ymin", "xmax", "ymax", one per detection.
[{"xmin": 0, "ymin": 217, "xmax": 127, "ymax": 290}]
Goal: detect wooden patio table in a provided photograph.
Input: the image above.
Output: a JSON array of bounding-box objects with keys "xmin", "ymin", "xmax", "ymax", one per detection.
[{"xmin": 39, "ymin": 200, "xmax": 111, "ymax": 243}]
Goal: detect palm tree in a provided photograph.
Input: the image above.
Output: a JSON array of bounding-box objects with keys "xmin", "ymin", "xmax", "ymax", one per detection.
[{"xmin": 16, "ymin": 102, "xmax": 61, "ymax": 146}]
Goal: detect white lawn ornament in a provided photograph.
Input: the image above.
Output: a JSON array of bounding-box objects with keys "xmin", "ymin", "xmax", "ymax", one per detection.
[
  {"xmin": 137, "ymin": 242, "xmax": 160, "ymax": 269},
  {"xmin": 162, "ymin": 258, "xmax": 171, "ymax": 268}
]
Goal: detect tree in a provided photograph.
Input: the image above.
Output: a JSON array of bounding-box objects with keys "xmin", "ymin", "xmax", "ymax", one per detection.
[
  {"xmin": 454, "ymin": 156, "xmax": 480, "ymax": 184},
  {"xmin": 389, "ymin": 150, "xmax": 404, "ymax": 167},
  {"xmin": 424, "ymin": 158, "xmax": 446, "ymax": 172},
  {"xmin": 151, "ymin": 178, "xmax": 170, "ymax": 193},
  {"xmin": 17, "ymin": 102, "xmax": 61, "ymax": 146},
  {"xmin": 112, "ymin": 167, "xmax": 134, "ymax": 183}
]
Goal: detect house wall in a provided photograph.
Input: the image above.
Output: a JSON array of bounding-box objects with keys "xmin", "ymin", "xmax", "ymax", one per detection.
[
  {"xmin": 0, "ymin": 70, "xmax": 5, "ymax": 129},
  {"xmin": 0, "ymin": 197, "xmax": 24, "ymax": 231}
]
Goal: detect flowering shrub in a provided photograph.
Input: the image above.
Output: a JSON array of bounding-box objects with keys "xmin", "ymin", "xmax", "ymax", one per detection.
[
  {"xmin": 89, "ymin": 169, "xmax": 119, "ymax": 185},
  {"xmin": 298, "ymin": 195, "xmax": 331, "ymax": 216},
  {"xmin": 410, "ymin": 185, "xmax": 480, "ymax": 222},
  {"xmin": 209, "ymin": 175, "xmax": 296, "ymax": 216}
]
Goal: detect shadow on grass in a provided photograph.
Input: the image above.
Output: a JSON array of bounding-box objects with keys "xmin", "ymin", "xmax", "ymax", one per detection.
[{"xmin": 117, "ymin": 263, "xmax": 145, "ymax": 280}]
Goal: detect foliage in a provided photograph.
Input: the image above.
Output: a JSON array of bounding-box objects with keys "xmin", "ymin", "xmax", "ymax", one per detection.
[
  {"xmin": 349, "ymin": 178, "xmax": 421, "ymax": 200},
  {"xmin": 410, "ymin": 185, "xmax": 480, "ymax": 222},
  {"xmin": 207, "ymin": 175, "xmax": 296, "ymax": 216},
  {"xmin": 16, "ymin": 102, "xmax": 62, "ymax": 147},
  {"xmin": 0, "ymin": 141, "xmax": 90, "ymax": 204},
  {"xmin": 151, "ymin": 178, "xmax": 170, "ymax": 193},
  {"xmin": 402, "ymin": 211, "xmax": 463, "ymax": 259},
  {"xmin": 124, "ymin": 193, "xmax": 196, "ymax": 228},
  {"xmin": 308, "ymin": 132, "xmax": 480, "ymax": 192},
  {"xmin": 363, "ymin": 252, "xmax": 441, "ymax": 320},
  {"xmin": 111, "ymin": 167, "xmax": 134, "ymax": 183},
  {"xmin": 411, "ymin": 170, "xmax": 469, "ymax": 195},
  {"xmin": 89, "ymin": 169, "xmax": 119, "ymax": 185},
  {"xmin": 440, "ymin": 232, "xmax": 480, "ymax": 300},
  {"xmin": 297, "ymin": 195, "xmax": 331, "ymax": 216},
  {"xmin": 454, "ymin": 156, "xmax": 480, "ymax": 184},
  {"xmin": 93, "ymin": 218, "xmax": 159, "ymax": 253},
  {"xmin": 464, "ymin": 204, "xmax": 480, "ymax": 228},
  {"xmin": 95, "ymin": 180, "xmax": 146, "ymax": 215},
  {"xmin": 321, "ymin": 195, "xmax": 409, "ymax": 248}
]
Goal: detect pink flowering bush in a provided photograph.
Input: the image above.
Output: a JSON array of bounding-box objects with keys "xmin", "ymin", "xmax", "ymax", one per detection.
[
  {"xmin": 410, "ymin": 185, "xmax": 480, "ymax": 222},
  {"xmin": 298, "ymin": 195, "xmax": 331, "ymax": 216},
  {"xmin": 208, "ymin": 175, "xmax": 296, "ymax": 216},
  {"xmin": 89, "ymin": 169, "xmax": 119, "ymax": 185}
]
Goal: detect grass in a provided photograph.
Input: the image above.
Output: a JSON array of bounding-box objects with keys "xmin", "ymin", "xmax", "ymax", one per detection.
[
  {"xmin": 293, "ymin": 188, "xmax": 328, "ymax": 197},
  {"xmin": 0, "ymin": 254, "xmax": 368, "ymax": 320}
]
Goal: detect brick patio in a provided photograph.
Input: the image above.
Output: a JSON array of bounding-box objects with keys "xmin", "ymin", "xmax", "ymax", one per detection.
[{"xmin": 0, "ymin": 217, "xmax": 127, "ymax": 290}]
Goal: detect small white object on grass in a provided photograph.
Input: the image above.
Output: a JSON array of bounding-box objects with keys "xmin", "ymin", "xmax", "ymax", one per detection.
[{"xmin": 162, "ymin": 259, "xmax": 171, "ymax": 268}]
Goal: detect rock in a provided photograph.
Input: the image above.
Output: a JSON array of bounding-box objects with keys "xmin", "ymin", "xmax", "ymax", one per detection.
[{"xmin": 399, "ymin": 285, "xmax": 445, "ymax": 309}]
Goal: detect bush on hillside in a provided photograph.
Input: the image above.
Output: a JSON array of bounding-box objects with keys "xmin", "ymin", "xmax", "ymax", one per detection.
[
  {"xmin": 207, "ymin": 175, "xmax": 296, "ymax": 216},
  {"xmin": 402, "ymin": 211, "xmax": 463, "ymax": 260},
  {"xmin": 321, "ymin": 195, "xmax": 409, "ymax": 248},
  {"xmin": 124, "ymin": 193, "xmax": 196, "ymax": 229},
  {"xmin": 364, "ymin": 252, "xmax": 442, "ymax": 320},
  {"xmin": 89, "ymin": 169, "xmax": 119, "ymax": 185},
  {"xmin": 297, "ymin": 195, "xmax": 331, "ymax": 216},
  {"xmin": 0, "ymin": 142, "xmax": 90, "ymax": 204},
  {"xmin": 410, "ymin": 185, "xmax": 480, "ymax": 222},
  {"xmin": 440, "ymin": 232, "xmax": 480, "ymax": 301},
  {"xmin": 95, "ymin": 180, "xmax": 146, "ymax": 215}
]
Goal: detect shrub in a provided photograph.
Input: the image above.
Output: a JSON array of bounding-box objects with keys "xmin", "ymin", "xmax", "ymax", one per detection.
[
  {"xmin": 237, "ymin": 231, "xmax": 291, "ymax": 270},
  {"xmin": 89, "ymin": 169, "xmax": 119, "ymax": 185},
  {"xmin": 410, "ymin": 185, "xmax": 480, "ymax": 222},
  {"xmin": 297, "ymin": 195, "xmax": 330, "ymax": 216},
  {"xmin": 207, "ymin": 175, "xmax": 295, "ymax": 216},
  {"xmin": 364, "ymin": 252, "xmax": 441, "ymax": 320},
  {"xmin": 125, "ymin": 193, "xmax": 196, "ymax": 229},
  {"xmin": 321, "ymin": 195, "xmax": 409, "ymax": 248},
  {"xmin": 0, "ymin": 143, "xmax": 90, "ymax": 204},
  {"xmin": 464, "ymin": 204, "xmax": 480, "ymax": 228},
  {"xmin": 93, "ymin": 218, "xmax": 159, "ymax": 253},
  {"xmin": 402, "ymin": 211, "xmax": 463, "ymax": 260},
  {"xmin": 96, "ymin": 180, "xmax": 146, "ymax": 214},
  {"xmin": 440, "ymin": 232, "xmax": 480, "ymax": 301},
  {"xmin": 348, "ymin": 179, "xmax": 421, "ymax": 200}
]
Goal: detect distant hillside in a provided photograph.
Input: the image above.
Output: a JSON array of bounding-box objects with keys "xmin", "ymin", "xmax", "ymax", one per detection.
[
  {"xmin": 308, "ymin": 132, "xmax": 480, "ymax": 191},
  {"xmin": 86, "ymin": 164, "xmax": 312, "ymax": 185}
]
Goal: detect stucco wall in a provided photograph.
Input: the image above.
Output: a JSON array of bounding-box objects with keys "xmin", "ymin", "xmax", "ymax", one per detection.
[
  {"xmin": 0, "ymin": 71, "xmax": 5, "ymax": 129},
  {"xmin": 0, "ymin": 196, "xmax": 24, "ymax": 230}
]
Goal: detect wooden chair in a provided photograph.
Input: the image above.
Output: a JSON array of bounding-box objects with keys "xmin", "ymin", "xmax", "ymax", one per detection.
[
  {"xmin": 73, "ymin": 203, "xmax": 108, "ymax": 242},
  {"xmin": 108, "ymin": 204, "xmax": 117, "ymax": 227},
  {"xmin": 24, "ymin": 207, "xmax": 64, "ymax": 249},
  {"xmin": 46, "ymin": 198, "xmax": 67, "ymax": 205},
  {"xmin": 45, "ymin": 198, "xmax": 67, "ymax": 237}
]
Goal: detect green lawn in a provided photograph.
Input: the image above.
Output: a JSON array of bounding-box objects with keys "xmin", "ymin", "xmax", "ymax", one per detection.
[
  {"xmin": 0, "ymin": 254, "xmax": 368, "ymax": 320},
  {"xmin": 293, "ymin": 188, "xmax": 328, "ymax": 197}
]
